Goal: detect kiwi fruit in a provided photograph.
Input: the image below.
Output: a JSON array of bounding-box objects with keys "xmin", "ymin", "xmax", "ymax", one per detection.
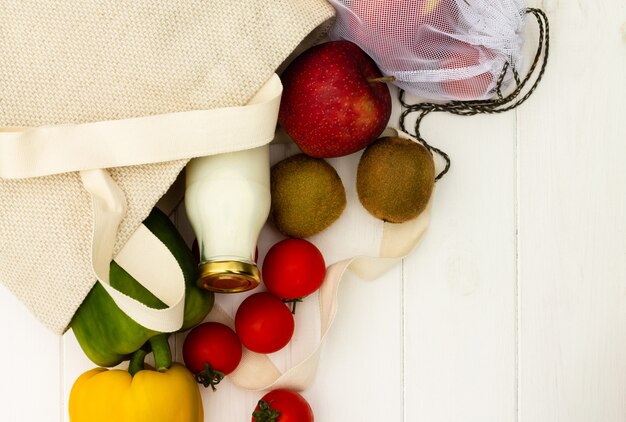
[
  {"xmin": 270, "ymin": 153, "xmax": 346, "ymax": 238},
  {"xmin": 356, "ymin": 136, "xmax": 434, "ymax": 223}
]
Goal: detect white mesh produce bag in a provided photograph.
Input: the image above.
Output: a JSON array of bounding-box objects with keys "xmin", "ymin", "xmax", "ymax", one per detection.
[{"xmin": 328, "ymin": 0, "xmax": 527, "ymax": 101}]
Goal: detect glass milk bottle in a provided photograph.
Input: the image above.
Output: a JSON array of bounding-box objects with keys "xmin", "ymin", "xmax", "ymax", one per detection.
[{"xmin": 184, "ymin": 145, "xmax": 270, "ymax": 293}]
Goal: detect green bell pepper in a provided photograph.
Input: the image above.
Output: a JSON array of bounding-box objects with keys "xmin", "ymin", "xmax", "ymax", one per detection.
[{"xmin": 71, "ymin": 207, "xmax": 213, "ymax": 369}]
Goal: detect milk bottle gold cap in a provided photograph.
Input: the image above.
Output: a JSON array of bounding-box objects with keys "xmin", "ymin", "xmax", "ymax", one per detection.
[{"xmin": 197, "ymin": 260, "xmax": 260, "ymax": 293}]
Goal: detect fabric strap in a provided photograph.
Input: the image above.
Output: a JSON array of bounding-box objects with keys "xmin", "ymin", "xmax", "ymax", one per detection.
[
  {"xmin": 0, "ymin": 75, "xmax": 282, "ymax": 179},
  {"xmin": 81, "ymin": 168, "xmax": 186, "ymax": 332},
  {"xmin": 211, "ymin": 200, "xmax": 432, "ymax": 391}
]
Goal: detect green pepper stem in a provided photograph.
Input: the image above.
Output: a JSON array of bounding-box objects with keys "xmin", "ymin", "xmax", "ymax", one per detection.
[
  {"xmin": 149, "ymin": 334, "xmax": 172, "ymax": 372},
  {"xmin": 128, "ymin": 347, "xmax": 149, "ymax": 376},
  {"xmin": 127, "ymin": 335, "xmax": 172, "ymax": 376}
]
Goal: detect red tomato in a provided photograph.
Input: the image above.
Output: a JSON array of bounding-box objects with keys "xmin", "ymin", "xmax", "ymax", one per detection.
[
  {"xmin": 182, "ymin": 322, "xmax": 242, "ymax": 390},
  {"xmin": 262, "ymin": 239, "xmax": 326, "ymax": 301},
  {"xmin": 252, "ymin": 389, "xmax": 314, "ymax": 422},
  {"xmin": 235, "ymin": 292, "xmax": 295, "ymax": 354},
  {"xmin": 439, "ymin": 42, "xmax": 495, "ymax": 100}
]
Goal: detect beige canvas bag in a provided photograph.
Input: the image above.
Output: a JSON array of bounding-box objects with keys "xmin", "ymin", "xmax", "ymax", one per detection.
[
  {"xmin": 0, "ymin": 1, "xmax": 435, "ymax": 394},
  {"xmin": 0, "ymin": 0, "xmax": 336, "ymax": 335}
]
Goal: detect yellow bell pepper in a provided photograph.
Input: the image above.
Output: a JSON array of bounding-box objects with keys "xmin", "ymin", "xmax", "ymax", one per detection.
[{"xmin": 69, "ymin": 363, "xmax": 204, "ymax": 422}]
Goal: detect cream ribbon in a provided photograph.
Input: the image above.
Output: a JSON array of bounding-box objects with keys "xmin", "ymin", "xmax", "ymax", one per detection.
[
  {"xmin": 81, "ymin": 167, "xmax": 187, "ymax": 332},
  {"xmin": 0, "ymin": 74, "xmax": 282, "ymax": 179},
  {"xmin": 208, "ymin": 201, "xmax": 431, "ymax": 391}
]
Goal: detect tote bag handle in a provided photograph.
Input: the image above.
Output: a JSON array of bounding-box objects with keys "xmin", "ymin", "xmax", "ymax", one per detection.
[{"xmin": 0, "ymin": 74, "xmax": 282, "ymax": 333}]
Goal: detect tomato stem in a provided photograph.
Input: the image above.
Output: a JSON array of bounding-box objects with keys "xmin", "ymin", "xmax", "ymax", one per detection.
[
  {"xmin": 282, "ymin": 297, "xmax": 303, "ymax": 314},
  {"xmin": 194, "ymin": 362, "xmax": 225, "ymax": 391},
  {"xmin": 252, "ymin": 400, "xmax": 281, "ymax": 422}
]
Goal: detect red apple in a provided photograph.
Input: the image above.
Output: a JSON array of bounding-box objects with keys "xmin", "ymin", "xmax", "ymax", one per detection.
[
  {"xmin": 345, "ymin": 0, "xmax": 456, "ymax": 63},
  {"xmin": 347, "ymin": 0, "xmax": 422, "ymax": 66},
  {"xmin": 335, "ymin": 0, "xmax": 463, "ymax": 98},
  {"xmin": 351, "ymin": 0, "xmax": 453, "ymax": 31},
  {"xmin": 278, "ymin": 40, "xmax": 392, "ymax": 158},
  {"xmin": 349, "ymin": 0, "xmax": 456, "ymax": 40},
  {"xmin": 438, "ymin": 41, "xmax": 495, "ymax": 100}
]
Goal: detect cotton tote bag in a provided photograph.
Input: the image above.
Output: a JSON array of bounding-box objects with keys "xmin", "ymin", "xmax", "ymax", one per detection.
[{"xmin": 0, "ymin": 0, "xmax": 335, "ymax": 335}]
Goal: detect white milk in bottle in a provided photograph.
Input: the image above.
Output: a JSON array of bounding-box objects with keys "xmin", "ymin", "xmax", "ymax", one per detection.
[{"xmin": 185, "ymin": 145, "xmax": 270, "ymax": 293}]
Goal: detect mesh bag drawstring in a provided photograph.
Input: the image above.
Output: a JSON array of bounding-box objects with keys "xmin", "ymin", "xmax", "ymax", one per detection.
[
  {"xmin": 328, "ymin": 1, "xmax": 550, "ymax": 180},
  {"xmin": 399, "ymin": 8, "xmax": 550, "ymax": 181}
]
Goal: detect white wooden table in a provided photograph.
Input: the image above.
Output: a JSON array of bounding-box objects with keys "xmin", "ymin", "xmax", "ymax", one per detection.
[{"xmin": 1, "ymin": 1, "xmax": 625, "ymax": 421}]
